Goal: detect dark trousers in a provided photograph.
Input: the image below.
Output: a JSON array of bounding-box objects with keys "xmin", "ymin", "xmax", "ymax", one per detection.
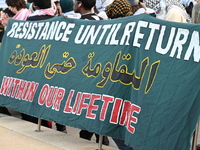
[
  {"xmin": 112, "ymin": 138, "xmax": 134, "ymax": 150},
  {"xmin": 21, "ymin": 113, "xmax": 50, "ymax": 128},
  {"xmin": 0, "ymin": 107, "xmax": 11, "ymax": 116},
  {"xmin": 55, "ymin": 123, "xmax": 66, "ymax": 131},
  {"xmin": 79, "ymin": 130, "xmax": 109, "ymax": 146}
]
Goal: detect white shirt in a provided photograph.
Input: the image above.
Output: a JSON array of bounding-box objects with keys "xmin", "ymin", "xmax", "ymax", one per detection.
[{"xmin": 95, "ymin": 0, "xmax": 114, "ymax": 12}]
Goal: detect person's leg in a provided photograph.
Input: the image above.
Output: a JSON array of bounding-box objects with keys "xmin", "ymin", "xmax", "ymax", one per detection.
[
  {"xmin": 112, "ymin": 138, "xmax": 134, "ymax": 150},
  {"xmin": 55, "ymin": 123, "xmax": 67, "ymax": 133},
  {"xmin": 0, "ymin": 107, "xmax": 11, "ymax": 116},
  {"xmin": 95, "ymin": 134, "xmax": 109, "ymax": 146},
  {"xmin": 21, "ymin": 113, "xmax": 51, "ymax": 128},
  {"xmin": 79, "ymin": 130, "xmax": 93, "ymax": 140}
]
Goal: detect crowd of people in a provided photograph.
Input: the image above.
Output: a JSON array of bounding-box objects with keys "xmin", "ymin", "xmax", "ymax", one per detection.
[
  {"xmin": 0, "ymin": 0, "xmax": 200, "ymax": 149},
  {"xmin": 0, "ymin": 0, "xmax": 200, "ymax": 38}
]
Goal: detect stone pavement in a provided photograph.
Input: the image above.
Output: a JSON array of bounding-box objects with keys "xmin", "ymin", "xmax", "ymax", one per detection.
[
  {"xmin": 0, "ymin": 111, "xmax": 200, "ymax": 150},
  {"xmin": 0, "ymin": 113, "xmax": 118, "ymax": 150}
]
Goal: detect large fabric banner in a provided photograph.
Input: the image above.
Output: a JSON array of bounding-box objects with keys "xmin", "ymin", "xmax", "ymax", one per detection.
[{"xmin": 0, "ymin": 14, "xmax": 200, "ymax": 150}]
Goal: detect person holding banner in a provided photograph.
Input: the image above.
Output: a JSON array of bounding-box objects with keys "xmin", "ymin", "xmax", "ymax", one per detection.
[
  {"xmin": 1, "ymin": 0, "xmax": 32, "ymax": 26},
  {"xmin": 25, "ymin": 0, "xmax": 67, "ymax": 133},
  {"xmin": 0, "ymin": 8, "xmax": 16, "ymax": 43},
  {"xmin": 22, "ymin": 0, "xmax": 54, "ymax": 128},
  {"xmin": 26, "ymin": 0, "xmax": 55, "ymax": 20},
  {"xmin": 0, "ymin": 9, "xmax": 5, "ymax": 42},
  {"xmin": 73, "ymin": 0, "xmax": 103, "ymax": 20},
  {"xmin": 60, "ymin": 0, "xmax": 81, "ymax": 19},
  {"xmin": 0, "ymin": 7, "xmax": 16, "ymax": 115},
  {"xmin": 73, "ymin": 0, "xmax": 110, "ymax": 145},
  {"xmin": 105, "ymin": 0, "xmax": 133, "ymax": 19}
]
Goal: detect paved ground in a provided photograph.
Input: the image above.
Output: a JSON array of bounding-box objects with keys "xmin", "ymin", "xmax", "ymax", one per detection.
[
  {"xmin": 0, "ymin": 109, "xmax": 200, "ymax": 150},
  {"xmin": 0, "ymin": 111, "xmax": 118, "ymax": 150}
]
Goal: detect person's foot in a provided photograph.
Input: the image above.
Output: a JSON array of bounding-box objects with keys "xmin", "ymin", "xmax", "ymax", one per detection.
[
  {"xmin": 56, "ymin": 123, "xmax": 67, "ymax": 133},
  {"xmin": 0, "ymin": 107, "xmax": 11, "ymax": 116},
  {"xmin": 58, "ymin": 129, "xmax": 67, "ymax": 133},
  {"xmin": 56, "ymin": 127, "xmax": 67, "ymax": 133}
]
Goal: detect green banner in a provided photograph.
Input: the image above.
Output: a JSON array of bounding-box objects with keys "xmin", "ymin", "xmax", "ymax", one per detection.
[{"xmin": 0, "ymin": 14, "xmax": 200, "ymax": 150}]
